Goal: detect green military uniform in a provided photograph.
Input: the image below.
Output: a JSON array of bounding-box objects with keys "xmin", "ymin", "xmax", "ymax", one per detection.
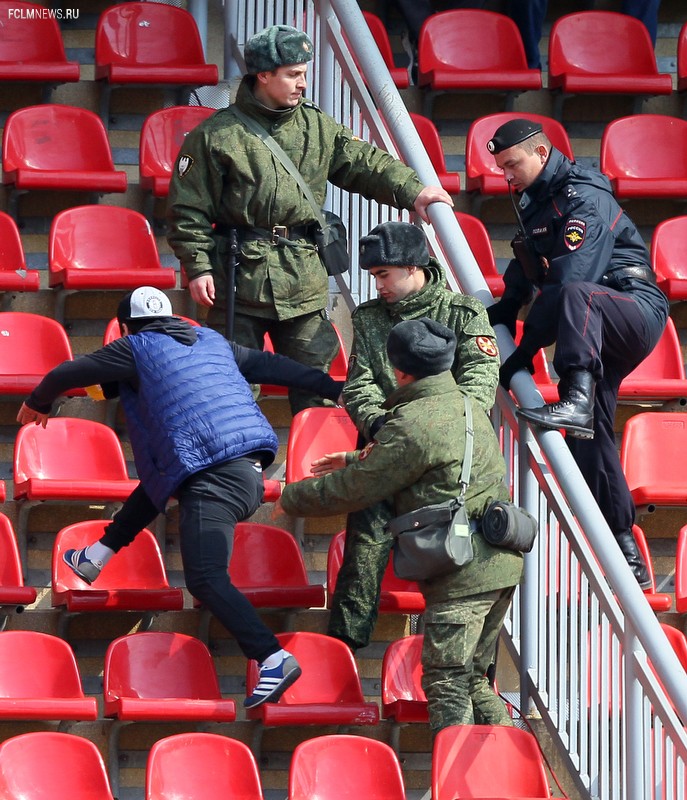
[
  {"xmin": 167, "ymin": 76, "xmax": 424, "ymax": 413},
  {"xmin": 328, "ymin": 259, "xmax": 500, "ymax": 649},
  {"xmin": 281, "ymin": 370, "xmax": 523, "ymax": 733}
]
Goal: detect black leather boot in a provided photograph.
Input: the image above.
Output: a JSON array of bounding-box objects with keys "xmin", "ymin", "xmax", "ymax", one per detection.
[
  {"xmin": 614, "ymin": 531, "xmax": 652, "ymax": 589},
  {"xmin": 517, "ymin": 369, "xmax": 595, "ymax": 439}
]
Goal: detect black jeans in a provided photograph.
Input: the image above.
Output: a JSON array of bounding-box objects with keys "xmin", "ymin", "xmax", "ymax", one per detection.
[{"xmin": 101, "ymin": 457, "xmax": 280, "ymax": 663}]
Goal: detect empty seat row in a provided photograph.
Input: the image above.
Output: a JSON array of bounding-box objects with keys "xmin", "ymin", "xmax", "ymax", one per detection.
[
  {"xmin": 0, "ymin": 1, "xmax": 217, "ymax": 121},
  {"xmin": 0, "ymin": 724, "xmax": 550, "ymax": 800}
]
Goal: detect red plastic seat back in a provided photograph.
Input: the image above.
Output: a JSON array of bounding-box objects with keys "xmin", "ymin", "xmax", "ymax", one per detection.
[
  {"xmin": 0, "ymin": 631, "xmax": 87, "ymax": 699},
  {"xmin": 0, "ymin": 312, "xmax": 74, "ymax": 391},
  {"xmin": 53, "ymin": 521, "xmax": 170, "ymax": 593},
  {"xmin": 680, "ymin": 23, "xmax": 687, "ymax": 91},
  {"xmin": 0, "ymin": 514, "xmax": 24, "ymax": 589},
  {"xmin": 231, "ymin": 522, "xmax": 310, "ymax": 588},
  {"xmin": 624, "ymin": 318, "xmax": 685, "ymax": 382},
  {"xmin": 246, "ymin": 631, "xmax": 366, "ymax": 705},
  {"xmin": 0, "ymin": 731, "xmax": 114, "ymax": 800},
  {"xmin": 409, "ymin": 113, "xmax": 449, "ymax": 173},
  {"xmin": 104, "ymin": 632, "xmax": 223, "ymax": 704},
  {"xmin": 652, "ymin": 216, "xmax": 687, "ymax": 294},
  {"xmin": 549, "ymin": 11, "xmax": 659, "ymax": 78},
  {"xmin": 289, "ymin": 735, "xmax": 406, "ymax": 800},
  {"xmin": 146, "ymin": 733, "xmax": 263, "ymax": 800},
  {"xmin": 466, "ymin": 112, "xmax": 574, "ymax": 191},
  {"xmin": 96, "ymin": 2, "xmax": 209, "ymax": 68},
  {"xmin": 2, "ymin": 104, "xmax": 116, "ymax": 173},
  {"xmin": 601, "ymin": 115, "xmax": 687, "ymax": 181},
  {"xmin": 674, "ymin": 525, "xmax": 687, "ymax": 614},
  {"xmin": 0, "ymin": 211, "xmax": 27, "ymax": 273},
  {"xmin": 432, "ymin": 725, "xmax": 551, "ymax": 799},
  {"xmin": 620, "ymin": 412, "xmax": 687, "ymax": 499},
  {"xmin": 285, "ymin": 406, "xmax": 358, "ymax": 484},
  {"xmin": 382, "ymin": 634, "xmax": 426, "ymax": 708},
  {"xmin": 0, "ymin": 1, "xmax": 70, "ymax": 63},
  {"xmin": 454, "ymin": 211, "xmax": 502, "ymax": 282},
  {"xmin": 362, "ymin": 11, "xmax": 398, "ymax": 74},
  {"xmin": 14, "ymin": 417, "xmax": 131, "ymax": 490},
  {"xmin": 50, "ymin": 205, "xmax": 162, "ymax": 276},
  {"xmin": 660, "ymin": 623, "xmax": 687, "ymax": 672},
  {"xmin": 419, "ymin": 10, "xmax": 529, "ymax": 72},
  {"xmin": 140, "ymin": 106, "xmax": 215, "ymax": 188}
]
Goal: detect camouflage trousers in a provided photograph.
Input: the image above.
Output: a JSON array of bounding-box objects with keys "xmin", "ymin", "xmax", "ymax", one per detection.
[
  {"xmin": 207, "ymin": 307, "xmax": 340, "ymax": 416},
  {"xmin": 327, "ymin": 500, "xmax": 395, "ymax": 650},
  {"xmin": 421, "ymin": 586, "xmax": 516, "ymax": 736}
]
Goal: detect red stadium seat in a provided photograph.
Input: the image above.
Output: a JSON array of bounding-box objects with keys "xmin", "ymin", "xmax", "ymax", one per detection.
[
  {"xmin": 432, "ymin": 725, "xmax": 551, "ymax": 799},
  {"xmin": 466, "ymin": 112, "xmax": 574, "ymax": 201},
  {"xmin": 418, "ymin": 10, "xmax": 541, "ymax": 116},
  {"xmin": 0, "ymin": 732, "xmax": 115, "ymax": 800},
  {"xmin": 651, "ymin": 216, "xmax": 687, "ymax": 302},
  {"xmin": 362, "ymin": 11, "xmax": 410, "ymax": 89},
  {"xmin": 327, "ymin": 530, "xmax": 425, "ymax": 614},
  {"xmin": 52, "ymin": 520, "xmax": 184, "ymax": 637},
  {"xmin": 548, "ymin": 12, "xmax": 672, "ymax": 119},
  {"xmin": 146, "ymin": 733, "xmax": 264, "ymax": 800},
  {"xmin": 0, "ymin": 514, "xmax": 37, "ymax": 626},
  {"xmin": 0, "ymin": 312, "xmax": 85, "ymax": 397},
  {"xmin": 0, "ymin": 211, "xmax": 40, "ymax": 295},
  {"xmin": 0, "ymin": 1, "xmax": 80, "ymax": 100},
  {"xmin": 261, "ymin": 324, "xmax": 348, "ymax": 397},
  {"xmin": 104, "ymin": 631, "xmax": 237, "ymax": 796},
  {"xmin": 289, "ymin": 735, "xmax": 406, "ymax": 800},
  {"xmin": 0, "ymin": 631, "xmax": 97, "ymax": 723},
  {"xmin": 631, "ymin": 524, "xmax": 672, "ymax": 613},
  {"xmin": 103, "ymin": 314, "xmax": 200, "ymax": 346},
  {"xmin": 659, "ymin": 623, "xmax": 687, "ymax": 672},
  {"xmin": 410, "ymin": 113, "xmax": 460, "ymax": 194},
  {"xmin": 139, "ymin": 106, "xmax": 216, "ymax": 198},
  {"xmin": 2, "ymin": 104, "xmax": 127, "ymax": 219},
  {"xmin": 95, "ymin": 2, "xmax": 219, "ymax": 124},
  {"xmin": 381, "ymin": 634, "xmax": 428, "ymax": 751},
  {"xmin": 676, "ymin": 22, "xmax": 687, "ymax": 93},
  {"xmin": 49, "ymin": 205, "xmax": 176, "ymax": 323},
  {"xmin": 600, "ymin": 115, "xmax": 687, "ymax": 200},
  {"xmin": 673, "ymin": 526, "xmax": 687, "ymax": 614},
  {"xmin": 454, "ymin": 211, "xmax": 504, "ymax": 296},
  {"xmin": 285, "ymin": 406, "xmax": 358, "ymax": 484},
  {"xmin": 13, "ymin": 417, "xmax": 139, "ymax": 573},
  {"xmin": 620, "ymin": 412, "xmax": 687, "ymax": 515}
]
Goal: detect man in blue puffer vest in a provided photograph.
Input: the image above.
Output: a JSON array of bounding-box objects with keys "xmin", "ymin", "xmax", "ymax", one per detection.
[{"xmin": 18, "ymin": 286, "xmax": 344, "ymax": 708}]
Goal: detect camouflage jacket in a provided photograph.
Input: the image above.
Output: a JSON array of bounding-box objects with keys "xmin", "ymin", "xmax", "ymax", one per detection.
[
  {"xmin": 281, "ymin": 371, "xmax": 523, "ymax": 600},
  {"xmin": 167, "ymin": 77, "xmax": 424, "ymax": 323},
  {"xmin": 342, "ymin": 260, "xmax": 500, "ymax": 439}
]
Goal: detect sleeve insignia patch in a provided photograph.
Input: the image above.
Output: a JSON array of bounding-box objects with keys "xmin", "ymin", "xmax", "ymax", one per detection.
[
  {"xmin": 564, "ymin": 218, "xmax": 586, "ymax": 251},
  {"xmin": 177, "ymin": 154, "xmax": 194, "ymax": 178},
  {"xmin": 359, "ymin": 442, "xmax": 376, "ymax": 461},
  {"xmin": 476, "ymin": 336, "xmax": 499, "ymax": 357}
]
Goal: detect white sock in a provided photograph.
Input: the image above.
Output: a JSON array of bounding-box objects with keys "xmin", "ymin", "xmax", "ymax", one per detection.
[
  {"xmin": 261, "ymin": 649, "xmax": 289, "ymax": 669},
  {"xmin": 84, "ymin": 542, "xmax": 114, "ymax": 566}
]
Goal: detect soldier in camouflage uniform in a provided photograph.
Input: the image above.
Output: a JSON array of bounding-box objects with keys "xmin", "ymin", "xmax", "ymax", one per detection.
[
  {"xmin": 279, "ymin": 318, "xmax": 523, "ymax": 733},
  {"xmin": 329, "ymin": 221, "xmax": 500, "ymax": 651},
  {"xmin": 167, "ymin": 25, "xmax": 453, "ymax": 415}
]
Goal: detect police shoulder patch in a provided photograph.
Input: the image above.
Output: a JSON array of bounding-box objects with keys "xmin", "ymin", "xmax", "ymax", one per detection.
[
  {"xmin": 563, "ymin": 218, "xmax": 586, "ymax": 251},
  {"xmin": 476, "ymin": 335, "xmax": 498, "ymax": 357},
  {"xmin": 177, "ymin": 154, "xmax": 194, "ymax": 179}
]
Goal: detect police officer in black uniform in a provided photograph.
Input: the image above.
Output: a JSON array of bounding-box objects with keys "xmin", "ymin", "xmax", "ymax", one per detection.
[{"xmin": 486, "ymin": 119, "xmax": 669, "ymax": 588}]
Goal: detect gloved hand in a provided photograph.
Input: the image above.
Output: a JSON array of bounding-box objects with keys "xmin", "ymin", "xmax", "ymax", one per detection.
[
  {"xmin": 487, "ymin": 298, "xmax": 520, "ymax": 338},
  {"xmin": 499, "ymin": 348, "xmax": 534, "ymax": 390}
]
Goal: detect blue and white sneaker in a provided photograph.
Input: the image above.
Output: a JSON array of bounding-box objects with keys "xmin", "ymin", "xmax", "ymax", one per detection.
[
  {"xmin": 244, "ymin": 653, "xmax": 302, "ymax": 708},
  {"xmin": 63, "ymin": 547, "xmax": 103, "ymax": 585}
]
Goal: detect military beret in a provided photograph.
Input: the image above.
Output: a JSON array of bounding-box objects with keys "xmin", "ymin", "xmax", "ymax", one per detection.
[
  {"xmin": 359, "ymin": 221, "xmax": 429, "ymax": 270},
  {"xmin": 486, "ymin": 118, "xmax": 544, "ymax": 154},
  {"xmin": 387, "ymin": 318, "xmax": 457, "ymax": 379},
  {"xmin": 244, "ymin": 25, "xmax": 314, "ymax": 74}
]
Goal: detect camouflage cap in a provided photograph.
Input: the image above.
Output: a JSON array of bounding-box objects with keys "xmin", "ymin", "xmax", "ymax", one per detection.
[
  {"xmin": 244, "ymin": 25, "xmax": 314, "ymax": 74},
  {"xmin": 359, "ymin": 221, "xmax": 429, "ymax": 270}
]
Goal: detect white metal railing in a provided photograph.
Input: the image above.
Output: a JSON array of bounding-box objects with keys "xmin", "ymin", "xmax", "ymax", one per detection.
[{"xmin": 222, "ymin": 1, "xmax": 687, "ymax": 797}]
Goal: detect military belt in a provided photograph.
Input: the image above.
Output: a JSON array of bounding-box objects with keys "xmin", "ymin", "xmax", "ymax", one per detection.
[
  {"xmin": 602, "ymin": 265, "xmax": 656, "ymax": 290},
  {"xmin": 216, "ymin": 223, "xmax": 318, "ymax": 246}
]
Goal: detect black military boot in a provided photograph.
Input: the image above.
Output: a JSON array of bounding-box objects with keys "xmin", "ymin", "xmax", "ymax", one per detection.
[
  {"xmin": 614, "ymin": 531, "xmax": 652, "ymax": 589},
  {"xmin": 517, "ymin": 369, "xmax": 595, "ymax": 439}
]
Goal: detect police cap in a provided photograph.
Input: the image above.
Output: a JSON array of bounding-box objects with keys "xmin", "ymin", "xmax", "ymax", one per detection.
[
  {"xmin": 244, "ymin": 25, "xmax": 314, "ymax": 74},
  {"xmin": 486, "ymin": 118, "xmax": 544, "ymax": 154}
]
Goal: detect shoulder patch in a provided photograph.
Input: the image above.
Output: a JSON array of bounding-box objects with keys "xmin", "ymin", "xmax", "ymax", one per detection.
[
  {"xmin": 177, "ymin": 154, "xmax": 194, "ymax": 179},
  {"xmin": 563, "ymin": 218, "xmax": 586, "ymax": 251},
  {"xmin": 475, "ymin": 335, "xmax": 499, "ymax": 357},
  {"xmin": 358, "ymin": 442, "xmax": 376, "ymax": 461}
]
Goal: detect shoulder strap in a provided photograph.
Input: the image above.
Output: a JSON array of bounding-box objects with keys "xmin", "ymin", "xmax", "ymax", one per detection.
[
  {"xmin": 459, "ymin": 396, "xmax": 474, "ymax": 499},
  {"xmin": 229, "ymin": 106, "xmax": 325, "ymax": 227}
]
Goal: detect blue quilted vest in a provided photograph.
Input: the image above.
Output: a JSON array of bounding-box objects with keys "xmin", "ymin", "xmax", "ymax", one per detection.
[{"xmin": 121, "ymin": 327, "xmax": 278, "ymax": 511}]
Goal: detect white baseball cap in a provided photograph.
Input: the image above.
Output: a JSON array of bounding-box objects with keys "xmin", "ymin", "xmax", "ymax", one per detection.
[{"xmin": 118, "ymin": 286, "xmax": 173, "ymax": 320}]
